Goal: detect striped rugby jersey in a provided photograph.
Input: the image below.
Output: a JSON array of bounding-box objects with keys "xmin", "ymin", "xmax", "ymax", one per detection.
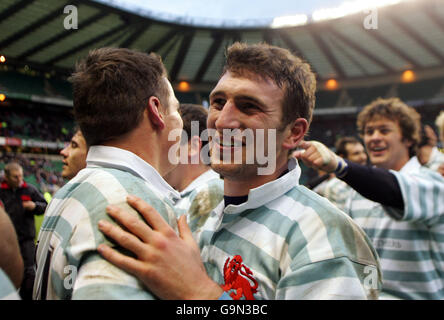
[
  {"xmin": 174, "ymin": 169, "xmax": 224, "ymax": 233},
  {"xmin": 345, "ymin": 163, "xmax": 444, "ymax": 299},
  {"xmin": 0, "ymin": 269, "xmax": 20, "ymax": 300},
  {"xmin": 33, "ymin": 146, "xmax": 179, "ymax": 300},
  {"xmin": 196, "ymin": 159, "xmax": 382, "ymax": 300},
  {"xmin": 318, "ymin": 177, "xmax": 353, "ymax": 212}
]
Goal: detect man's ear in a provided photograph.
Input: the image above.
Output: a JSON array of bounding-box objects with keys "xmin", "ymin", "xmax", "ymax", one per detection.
[
  {"xmin": 282, "ymin": 118, "xmax": 308, "ymax": 150},
  {"xmin": 146, "ymin": 96, "xmax": 165, "ymax": 130}
]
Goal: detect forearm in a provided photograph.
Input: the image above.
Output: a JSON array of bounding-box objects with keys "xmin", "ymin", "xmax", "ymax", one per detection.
[{"xmin": 339, "ymin": 160, "xmax": 404, "ymax": 211}]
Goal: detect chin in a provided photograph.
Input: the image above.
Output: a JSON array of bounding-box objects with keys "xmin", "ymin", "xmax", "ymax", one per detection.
[{"xmin": 211, "ymin": 162, "xmax": 242, "ymax": 177}]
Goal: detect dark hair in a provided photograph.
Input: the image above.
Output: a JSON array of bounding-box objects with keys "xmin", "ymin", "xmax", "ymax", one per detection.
[
  {"xmin": 335, "ymin": 136, "xmax": 362, "ymax": 158},
  {"xmin": 70, "ymin": 47, "xmax": 169, "ymax": 146},
  {"xmin": 179, "ymin": 103, "xmax": 208, "ymax": 145},
  {"xmin": 222, "ymin": 42, "xmax": 316, "ymax": 127},
  {"xmin": 357, "ymin": 97, "xmax": 421, "ymax": 157}
]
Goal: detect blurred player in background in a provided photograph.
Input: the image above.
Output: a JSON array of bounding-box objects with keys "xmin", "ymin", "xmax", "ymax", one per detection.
[
  {"xmin": 164, "ymin": 103, "xmax": 223, "ymax": 233},
  {"xmin": 295, "ymin": 97, "xmax": 444, "ymax": 299},
  {"xmin": 60, "ymin": 128, "xmax": 88, "ymax": 180},
  {"xmin": 0, "ymin": 162, "xmax": 47, "ymax": 300}
]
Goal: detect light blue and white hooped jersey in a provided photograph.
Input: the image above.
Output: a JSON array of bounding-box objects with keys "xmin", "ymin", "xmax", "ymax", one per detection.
[
  {"xmin": 197, "ymin": 159, "xmax": 382, "ymax": 300},
  {"xmin": 320, "ymin": 177, "xmax": 354, "ymax": 212},
  {"xmin": 33, "ymin": 146, "xmax": 179, "ymax": 300},
  {"xmin": 345, "ymin": 161, "xmax": 444, "ymax": 300}
]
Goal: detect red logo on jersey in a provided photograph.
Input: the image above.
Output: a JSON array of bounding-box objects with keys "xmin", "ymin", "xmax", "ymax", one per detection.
[{"xmin": 221, "ymin": 255, "xmax": 258, "ymax": 300}]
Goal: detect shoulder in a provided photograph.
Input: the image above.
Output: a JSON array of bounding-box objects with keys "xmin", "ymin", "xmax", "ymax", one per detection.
[
  {"xmin": 50, "ymin": 167, "xmax": 178, "ymax": 242},
  {"xmin": 273, "ymin": 186, "xmax": 378, "ymax": 266},
  {"xmin": 392, "ymin": 167, "xmax": 444, "ymax": 188}
]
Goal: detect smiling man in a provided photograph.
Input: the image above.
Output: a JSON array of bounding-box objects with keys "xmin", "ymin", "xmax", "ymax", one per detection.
[
  {"xmin": 295, "ymin": 97, "xmax": 444, "ymax": 299},
  {"xmin": 96, "ymin": 42, "xmax": 382, "ymax": 300}
]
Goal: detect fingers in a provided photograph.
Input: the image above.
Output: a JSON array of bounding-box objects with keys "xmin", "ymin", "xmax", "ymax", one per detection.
[
  {"xmin": 97, "ymin": 243, "xmax": 146, "ymax": 277},
  {"xmin": 177, "ymin": 215, "xmax": 194, "ymax": 245},
  {"xmin": 106, "ymin": 205, "xmax": 153, "ymax": 243},
  {"xmin": 98, "ymin": 219, "xmax": 148, "ymax": 258},
  {"xmin": 298, "ymin": 140, "xmax": 311, "ymax": 150},
  {"xmin": 126, "ymin": 195, "xmax": 171, "ymax": 234}
]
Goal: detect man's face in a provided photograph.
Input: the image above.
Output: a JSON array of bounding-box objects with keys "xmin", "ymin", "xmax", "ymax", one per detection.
[
  {"xmin": 344, "ymin": 142, "xmax": 368, "ymax": 165},
  {"xmin": 363, "ymin": 117, "xmax": 411, "ymax": 171},
  {"xmin": 207, "ymin": 71, "xmax": 290, "ymax": 179},
  {"xmin": 60, "ymin": 130, "xmax": 88, "ymax": 180},
  {"xmin": 6, "ymin": 168, "xmax": 23, "ymax": 189}
]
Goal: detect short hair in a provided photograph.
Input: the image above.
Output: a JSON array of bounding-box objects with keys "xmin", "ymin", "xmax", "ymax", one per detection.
[
  {"xmin": 335, "ymin": 136, "xmax": 362, "ymax": 158},
  {"xmin": 435, "ymin": 111, "xmax": 444, "ymax": 138},
  {"xmin": 222, "ymin": 42, "xmax": 316, "ymax": 127},
  {"xmin": 357, "ymin": 97, "xmax": 421, "ymax": 157},
  {"xmin": 179, "ymin": 103, "xmax": 208, "ymax": 146},
  {"xmin": 70, "ymin": 47, "xmax": 169, "ymax": 147},
  {"xmin": 4, "ymin": 162, "xmax": 23, "ymax": 176}
]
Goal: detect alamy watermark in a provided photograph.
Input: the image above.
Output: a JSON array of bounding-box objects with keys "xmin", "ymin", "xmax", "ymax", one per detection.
[
  {"xmin": 63, "ymin": 4, "xmax": 379, "ymax": 31},
  {"xmin": 167, "ymin": 121, "xmax": 277, "ymax": 175},
  {"xmin": 63, "ymin": 5, "xmax": 78, "ymax": 30},
  {"xmin": 363, "ymin": 8, "xmax": 378, "ymax": 30}
]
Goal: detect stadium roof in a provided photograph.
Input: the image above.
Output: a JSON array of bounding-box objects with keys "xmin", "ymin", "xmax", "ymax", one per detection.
[{"xmin": 0, "ymin": 0, "xmax": 444, "ymax": 93}]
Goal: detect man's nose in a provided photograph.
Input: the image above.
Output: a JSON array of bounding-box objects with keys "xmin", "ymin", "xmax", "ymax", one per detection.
[
  {"xmin": 214, "ymin": 100, "xmax": 241, "ymax": 130},
  {"xmin": 369, "ymin": 130, "xmax": 383, "ymax": 140},
  {"xmin": 60, "ymin": 146, "xmax": 69, "ymax": 157}
]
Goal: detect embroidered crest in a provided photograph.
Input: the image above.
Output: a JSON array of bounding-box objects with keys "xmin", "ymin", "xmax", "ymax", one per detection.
[{"xmin": 221, "ymin": 255, "xmax": 258, "ymax": 300}]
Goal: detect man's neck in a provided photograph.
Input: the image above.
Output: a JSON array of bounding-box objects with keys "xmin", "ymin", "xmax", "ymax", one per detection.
[
  {"xmin": 102, "ymin": 124, "xmax": 164, "ymax": 175},
  {"xmin": 223, "ymin": 162, "xmax": 288, "ymax": 197},
  {"xmin": 177, "ymin": 164, "xmax": 210, "ymax": 192}
]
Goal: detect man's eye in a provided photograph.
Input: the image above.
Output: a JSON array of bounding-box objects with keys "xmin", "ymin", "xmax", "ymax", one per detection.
[{"xmin": 211, "ymin": 99, "xmax": 225, "ymax": 109}]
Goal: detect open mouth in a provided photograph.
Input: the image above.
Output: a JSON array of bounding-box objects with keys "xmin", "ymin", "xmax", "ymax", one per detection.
[
  {"xmin": 369, "ymin": 146, "xmax": 387, "ymax": 156},
  {"xmin": 213, "ymin": 136, "xmax": 245, "ymax": 149}
]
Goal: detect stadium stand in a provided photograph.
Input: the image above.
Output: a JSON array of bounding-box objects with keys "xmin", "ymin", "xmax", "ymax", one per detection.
[{"xmin": 0, "ymin": 0, "xmax": 442, "ymax": 192}]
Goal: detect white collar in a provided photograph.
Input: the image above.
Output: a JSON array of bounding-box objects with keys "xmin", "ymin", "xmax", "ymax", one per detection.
[
  {"xmin": 180, "ymin": 169, "xmax": 221, "ymax": 196},
  {"xmin": 400, "ymin": 156, "xmax": 421, "ymax": 174},
  {"xmin": 223, "ymin": 157, "xmax": 301, "ymax": 215},
  {"xmin": 86, "ymin": 145, "xmax": 180, "ymax": 201}
]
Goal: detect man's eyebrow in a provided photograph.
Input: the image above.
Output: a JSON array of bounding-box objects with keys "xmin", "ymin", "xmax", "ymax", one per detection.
[
  {"xmin": 209, "ymin": 90, "xmax": 225, "ymax": 99},
  {"xmin": 234, "ymin": 95, "xmax": 266, "ymax": 107},
  {"xmin": 210, "ymin": 91, "xmax": 265, "ymax": 107}
]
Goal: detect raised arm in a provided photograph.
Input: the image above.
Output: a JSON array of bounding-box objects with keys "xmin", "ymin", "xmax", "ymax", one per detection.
[{"xmin": 293, "ymin": 141, "xmax": 404, "ymax": 210}]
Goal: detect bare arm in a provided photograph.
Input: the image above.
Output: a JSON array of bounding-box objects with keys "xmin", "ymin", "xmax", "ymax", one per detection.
[
  {"xmin": 97, "ymin": 195, "xmax": 224, "ymax": 300},
  {"xmin": 0, "ymin": 207, "xmax": 24, "ymax": 288}
]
